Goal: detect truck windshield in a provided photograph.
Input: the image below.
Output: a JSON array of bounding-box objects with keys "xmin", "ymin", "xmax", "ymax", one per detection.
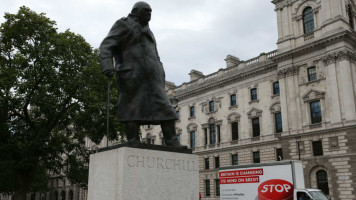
[{"xmin": 309, "ymin": 191, "xmax": 328, "ymax": 200}]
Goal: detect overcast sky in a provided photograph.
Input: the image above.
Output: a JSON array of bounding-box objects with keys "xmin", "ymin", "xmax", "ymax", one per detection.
[{"xmin": 0, "ymin": 0, "xmax": 278, "ymax": 85}]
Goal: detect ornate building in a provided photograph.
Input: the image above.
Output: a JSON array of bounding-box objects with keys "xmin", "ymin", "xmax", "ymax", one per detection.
[{"xmin": 141, "ymin": 0, "xmax": 356, "ymax": 200}]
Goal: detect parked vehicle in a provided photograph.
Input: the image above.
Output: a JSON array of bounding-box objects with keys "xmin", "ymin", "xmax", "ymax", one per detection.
[{"xmin": 219, "ymin": 160, "xmax": 329, "ymax": 200}]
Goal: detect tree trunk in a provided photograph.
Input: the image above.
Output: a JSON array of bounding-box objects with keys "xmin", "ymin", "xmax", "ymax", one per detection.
[{"xmin": 15, "ymin": 171, "xmax": 32, "ymax": 200}]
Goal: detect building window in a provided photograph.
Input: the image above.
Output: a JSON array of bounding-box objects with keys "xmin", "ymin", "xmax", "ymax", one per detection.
[
  {"xmin": 190, "ymin": 131, "xmax": 196, "ymax": 148},
  {"xmin": 177, "ymin": 135, "xmax": 180, "ymax": 142},
  {"xmin": 230, "ymin": 94, "xmax": 237, "ymax": 106},
  {"xmin": 312, "ymin": 141, "xmax": 323, "ymax": 156},
  {"xmin": 209, "ymin": 101, "xmax": 214, "ymax": 112},
  {"xmin": 273, "ymin": 81, "xmax": 280, "ymax": 95},
  {"xmin": 215, "ymin": 179, "xmax": 220, "ymax": 196},
  {"xmin": 231, "ymin": 122, "xmax": 238, "ymax": 141},
  {"xmin": 316, "ymin": 170, "xmax": 329, "ymax": 195},
  {"xmin": 217, "ymin": 125, "xmax": 221, "ymax": 143},
  {"xmin": 151, "ymin": 139, "xmax": 154, "ymax": 144},
  {"xmin": 251, "ymin": 88, "xmax": 257, "ymax": 101},
  {"xmin": 310, "ymin": 101, "xmax": 322, "ymax": 124},
  {"xmin": 252, "ymin": 118, "xmax": 260, "ymax": 137},
  {"xmin": 190, "ymin": 106, "xmax": 195, "ymax": 117},
  {"xmin": 162, "ymin": 138, "xmax": 165, "ymax": 145},
  {"xmin": 176, "ymin": 111, "xmax": 180, "ymax": 120},
  {"xmin": 275, "ymin": 112, "xmax": 283, "ymax": 133},
  {"xmin": 231, "ymin": 154, "xmax": 238, "ymax": 165},
  {"xmin": 303, "ymin": 7, "xmax": 314, "ymax": 34},
  {"xmin": 253, "ymin": 151, "xmax": 260, "ymax": 163},
  {"xmin": 215, "ymin": 156, "xmax": 220, "ymax": 168},
  {"xmin": 205, "ymin": 157, "xmax": 210, "ymax": 169},
  {"xmin": 210, "ymin": 124, "xmax": 216, "ymax": 144},
  {"xmin": 205, "ymin": 180, "xmax": 211, "ymax": 197},
  {"xmin": 349, "ymin": 4, "xmax": 354, "ymax": 29},
  {"xmin": 276, "ymin": 148, "xmax": 283, "ymax": 161},
  {"xmin": 308, "ymin": 66, "xmax": 317, "ymax": 81},
  {"xmin": 204, "ymin": 128, "xmax": 208, "ymax": 145}
]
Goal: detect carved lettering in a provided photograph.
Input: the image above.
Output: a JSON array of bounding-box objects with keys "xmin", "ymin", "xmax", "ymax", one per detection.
[
  {"xmin": 147, "ymin": 157, "xmax": 155, "ymax": 168},
  {"xmin": 126, "ymin": 155, "xmax": 198, "ymax": 171},
  {"xmin": 157, "ymin": 158, "xmax": 165, "ymax": 169},
  {"xmin": 127, "ymin": 155, "xmax": 136, "ymax": 167},
  {"xmin": 165, "ymin": 159, "xmax": 173, "ymax": 169},
  {"xmin": 137, "ymin": 156, "xmax": 145, "ymax": 168},
  {"xmin": 174, "ymin": 159, "xmax": 181, "ymax": 170}
]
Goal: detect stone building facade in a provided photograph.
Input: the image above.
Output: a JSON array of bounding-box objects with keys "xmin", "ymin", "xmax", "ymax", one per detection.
[{"xmin": 141, "ymin": 0, "xmax": 356, "ymax": 200}]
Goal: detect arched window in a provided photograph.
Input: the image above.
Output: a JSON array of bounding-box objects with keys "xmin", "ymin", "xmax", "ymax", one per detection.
[
  {"xmin": 316, "ymin": 170, "xmax": 329, "ymax": 195},
  {"xmin": 348, "ymin": 4, "xmax": 354, "ymax": 29},
  {"xmin": 303, "ymin": 7, "xmax": 314, "ymax": 34}
]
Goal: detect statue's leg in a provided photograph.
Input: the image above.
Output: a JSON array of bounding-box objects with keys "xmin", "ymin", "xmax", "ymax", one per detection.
[
  {"xmin": 125, "ymin": 121, "xmax": 140, "ymax": 142},
  {"xmin": 161, "ymin": 120, "xmax": 180, "ymax": 147}
]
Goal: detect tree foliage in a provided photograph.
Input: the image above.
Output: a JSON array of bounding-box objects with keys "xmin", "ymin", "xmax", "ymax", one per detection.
[{"xmin": 0, "ymin": 6, "xmax": 123, "ymax": 198}]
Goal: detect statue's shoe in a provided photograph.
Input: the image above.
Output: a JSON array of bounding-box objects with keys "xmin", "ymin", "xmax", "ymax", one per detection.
[
  {"xmin": 165, "ymin": 137, "xmax": 181, "ymax": 147},
  {"xmin": 127, "ymin": 137, "xmax": 141, "ymax": 143}
]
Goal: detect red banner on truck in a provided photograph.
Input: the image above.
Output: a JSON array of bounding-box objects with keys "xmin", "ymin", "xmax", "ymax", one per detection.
[
  {"xmin": 220, "ymin": 176, "xmax": 260, "ymax": 184},
  {"xmin": 219, "ymin": 168, "xmax": 264, "ymax": 178}
]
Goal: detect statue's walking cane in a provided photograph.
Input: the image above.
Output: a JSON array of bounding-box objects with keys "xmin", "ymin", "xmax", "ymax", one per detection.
[{"xmin": 106, "ymin": 76, "xmax": 111, "ymax": 147}]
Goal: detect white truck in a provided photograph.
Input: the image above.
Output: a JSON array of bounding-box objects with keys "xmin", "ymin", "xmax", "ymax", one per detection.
[{"xmin": 219, "ymin": 160, "xmax": 329, "ymax": 200}]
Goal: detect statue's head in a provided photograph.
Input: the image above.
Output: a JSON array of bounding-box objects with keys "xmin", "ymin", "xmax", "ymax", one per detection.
[{"xmin": 131, "ymin": 1, "xmax": 152, "ymax": 25}]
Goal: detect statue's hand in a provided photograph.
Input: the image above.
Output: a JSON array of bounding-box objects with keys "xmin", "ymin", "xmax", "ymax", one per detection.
[{"xmin": 103, "ymin": 69, "xmax": 115, "ymax": 78}]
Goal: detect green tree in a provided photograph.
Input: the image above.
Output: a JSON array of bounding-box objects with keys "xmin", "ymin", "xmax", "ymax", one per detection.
[{"xmin": 0, "ymin": 7, "xmax": 123, "ymax": 199}]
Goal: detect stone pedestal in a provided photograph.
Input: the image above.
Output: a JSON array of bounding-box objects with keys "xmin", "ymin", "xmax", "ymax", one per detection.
[{"xmin": 88, "ymin": 142, "xmax": 199, "ymax": 200}]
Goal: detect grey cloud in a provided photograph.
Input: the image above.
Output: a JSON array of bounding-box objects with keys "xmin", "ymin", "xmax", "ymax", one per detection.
[{"xmin": 0, "ymin": 0, "xmax": 278, "ymax": 84}]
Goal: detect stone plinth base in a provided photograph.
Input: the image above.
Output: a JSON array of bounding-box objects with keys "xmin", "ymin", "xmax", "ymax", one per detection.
[{"xmin": 88, "ymin": 142, "xmax": 199, "ymax": 200}]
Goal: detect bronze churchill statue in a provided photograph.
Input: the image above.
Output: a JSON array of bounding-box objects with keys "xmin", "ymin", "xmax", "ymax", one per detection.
[{"xmin": 99, "ymin": 1, "xmax": 180, "ymax": 146}]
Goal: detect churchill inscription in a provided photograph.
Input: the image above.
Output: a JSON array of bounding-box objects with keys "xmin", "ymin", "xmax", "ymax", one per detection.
[
  {"xmin": 127, "ymin": 155, "xmax": 198, "ymax": 171},
  {"xmin": 88, "ymin": 145, "xmax": 199, "ymax": 200}
]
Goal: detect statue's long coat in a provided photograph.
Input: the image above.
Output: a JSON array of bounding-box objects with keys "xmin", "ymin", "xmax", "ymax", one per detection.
[{"xmin": 99, "ymin": 14, "xmax": 177, "ymax": 124}]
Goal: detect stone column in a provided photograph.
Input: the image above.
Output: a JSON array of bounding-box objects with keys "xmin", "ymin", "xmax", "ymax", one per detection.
[
  {"xmin": 278, "ymin": 66, "xmax": 299, "ymax": 132},
  {"xmin": 206, "ymin": 127, "xmax": 210, "ymax": 145},
  {"xmin": 321, "ymin": 0, "xmax": 332, "ymax": 25},
  {"xmin": 287, "ymin": 5, "xmax": 293, "ymax": 37},
  {"xmin": 323, "ymin": 54, "xmax": 342, "ymax": 124},
  {"xmin": 282, "ymin": 7, "xmax": 289, "ymax": 38},
  {"xmin": 293, "ymin": 74, "xmax": 302, "ymax": 129},
  {"xmin": 338, "ymin": 51, "xmax": 356, "ymax": 123},
  {"xmin": 278, "ymin": 75, "xmax": 290, "ymax": 133},
  {"xmin": 287, "ymin": 72, "xmax": 298, "ymax": 130},
  {"xmin": 329, "ymin": 0, "xmax": 344, "ymax": 18},
  {"xmin": 277, "ymin": 8, "xmax": 283, "ymax": 40}
]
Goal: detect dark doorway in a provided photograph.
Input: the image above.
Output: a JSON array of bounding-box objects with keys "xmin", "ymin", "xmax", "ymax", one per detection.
[
  {"xmin": 61, "ymin": 191, "xmax": 66, "ymax": 200},
  {"xmin": 69, "ymin": 190, "xmax": 73, "ymax": 200},
  {"xmin": 316, "ymin": 170, "xmax": 329, "ymax": 195}
]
